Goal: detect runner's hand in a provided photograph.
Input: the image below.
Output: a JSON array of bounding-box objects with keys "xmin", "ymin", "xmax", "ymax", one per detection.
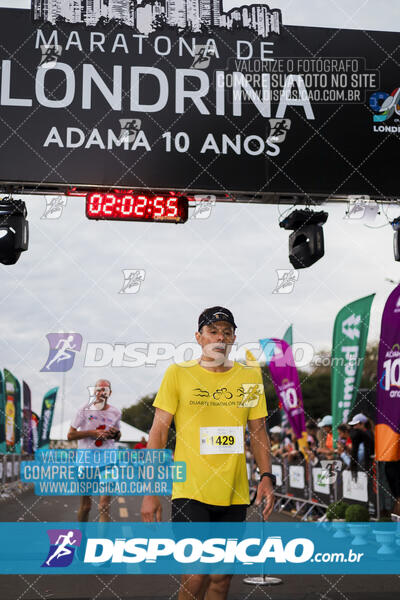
[
  {"xmin": 107, "ymin": 426, "xmax": 119, "ymax": 439},
  {"xmin": 91, "ymin": 429, "xmax": 109, "ymax": 441},
  {"xmin": 141, "ymin": 496, "xmax": 162, "ymax": 522},
  {"xmin": 255, "ymin": 478, "xmax": 274, "ymax": 521}
]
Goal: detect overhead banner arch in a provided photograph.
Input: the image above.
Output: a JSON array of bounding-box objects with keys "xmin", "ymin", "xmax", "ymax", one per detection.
[{"xmin": 0, "ymin": 4, "xmax": 398, "ymax": 199}]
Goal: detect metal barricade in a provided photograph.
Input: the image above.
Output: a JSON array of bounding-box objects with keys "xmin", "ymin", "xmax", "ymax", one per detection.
[
  {"xmin": 270, "ymin": 455, "xmax": 379, "ymax": 520},
  {"xmin": 0, "ymin": 454, "xmax": 33, "ymax": 496}
]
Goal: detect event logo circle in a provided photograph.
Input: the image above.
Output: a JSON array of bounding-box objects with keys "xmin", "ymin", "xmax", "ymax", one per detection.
[
  {"xmin": 369, "ymin": 91, "xmax": 389, "ymax": 112},
  {"xmin": 370, "ymin": 88, "xmax": 400, "ymax": 122}
]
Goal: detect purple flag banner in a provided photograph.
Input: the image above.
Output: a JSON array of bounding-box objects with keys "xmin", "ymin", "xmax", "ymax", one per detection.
[
  {"xmin": 376, "ymin": 284, "xmax": 400, "ymax": 461},
  {"xmin": 266, "ymin": 338, "xmax": 307, "ymax": 443},
  {"xmin": 22, "ymin": 382, "xmax": 32, "ymax": 454}
]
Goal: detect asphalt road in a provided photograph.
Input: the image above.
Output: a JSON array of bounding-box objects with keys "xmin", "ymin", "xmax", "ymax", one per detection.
[{"xmin": 0, "ymin": 487, "xmax": 398, "ymax": 600}]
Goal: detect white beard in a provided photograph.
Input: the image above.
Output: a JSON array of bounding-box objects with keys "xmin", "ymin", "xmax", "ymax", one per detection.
[{"xmin": 90, "ymin": 399, "xmax": 106, "ymax": 411}]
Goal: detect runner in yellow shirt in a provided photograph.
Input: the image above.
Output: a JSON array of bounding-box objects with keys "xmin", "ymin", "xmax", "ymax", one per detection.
[{"xmin": 141, "ymin": 306, "xmax": 275, "ymax": 600}]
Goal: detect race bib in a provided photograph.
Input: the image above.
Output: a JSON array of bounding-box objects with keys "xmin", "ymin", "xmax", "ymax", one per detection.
[{"xmin": 200, "ymin": 426, "xmax": 244, "ymax": 455}]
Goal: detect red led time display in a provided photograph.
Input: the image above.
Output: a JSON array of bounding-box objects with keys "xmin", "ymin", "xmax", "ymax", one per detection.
[{"xmin": 86, "ymin": 192, "xmax": 188, "ymax": 223}]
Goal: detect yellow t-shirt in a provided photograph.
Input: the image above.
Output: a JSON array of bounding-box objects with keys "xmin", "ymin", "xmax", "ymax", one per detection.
[{"xmin": 153, "ymin": 360, "xmax": 267, "ymax": 506}]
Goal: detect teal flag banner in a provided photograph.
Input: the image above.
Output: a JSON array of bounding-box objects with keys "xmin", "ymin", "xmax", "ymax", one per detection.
[{"xmin": 331, "ymin": 294, "xmax": 375, "ymax": 443}]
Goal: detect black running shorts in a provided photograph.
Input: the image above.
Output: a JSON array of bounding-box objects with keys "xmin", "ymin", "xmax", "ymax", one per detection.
[{"xmin": 171, "ymin": 498, "xmax": 247, "ymax": 522}]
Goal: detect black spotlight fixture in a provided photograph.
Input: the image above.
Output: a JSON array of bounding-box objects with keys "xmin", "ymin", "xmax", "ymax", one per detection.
[
  {"xmin": 0, "ymin": 198, "xmax": 29, "ymax": 265},
  {"xmin": 279, "ymin": 209, "xmax": 328, "ymax": 269},
  {"xmin": 391, "ymin": 217, "xmax": 400, "ymax": 262}
]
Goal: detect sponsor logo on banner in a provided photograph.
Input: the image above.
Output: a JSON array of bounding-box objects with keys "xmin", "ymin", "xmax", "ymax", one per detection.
[
  {"xmin": 271, "ymin": 464, "xmax": 282, "ymax": 487},
  {"xmin": 40, "ymin": 408, "xmax": 53, "ymax": 441},
  {"xmin": 378, "ymin": 343, "xmax": 400, "ymax": 398},
  {"xmin": 312, "ymin": 468, "xmax": 329, "ymax": 494},
  {"xmin": 289, "ymin": 465, "xmax": 305, "ymax": 489},
  {"xmin": 341, "ymin": 314, "xmax": 361, "ymax": 340},
  {"xmin": 370, "ymin": 87, "xmax": 400, "ymax": 133},
  {"xmin": 342, "ymin": 470, "xmax": 368, "ymax": 503},
  {"xmin": 42, "ymin": 529, "xmax": 82, "ymax": 568}
]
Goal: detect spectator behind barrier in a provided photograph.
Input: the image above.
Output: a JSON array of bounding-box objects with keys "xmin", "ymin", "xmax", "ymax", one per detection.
[
  {"xmin": 317, "ymin": 415, "xmax": 335, "ymax": 460},
  {"xmin": 281, "ymin": 427, "xmax": 303, "ymax": 464},
  {"xmin": 348, "ymin": 413, "xmax": 375, "ymax": 478},
  {"xmin": 336, "ymin": 424, "xmax": 352, "ymax": 466}
]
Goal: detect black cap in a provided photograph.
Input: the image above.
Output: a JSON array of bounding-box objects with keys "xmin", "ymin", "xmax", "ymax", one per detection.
[{"xmin": 198, "ymin": 306, "xmax": 237, "ymax": 331}]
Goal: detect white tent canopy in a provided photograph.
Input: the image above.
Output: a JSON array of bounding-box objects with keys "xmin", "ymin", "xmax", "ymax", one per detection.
[{"xmin": 50, "ymin": 419, "xmax": 148, "ymax": 443}]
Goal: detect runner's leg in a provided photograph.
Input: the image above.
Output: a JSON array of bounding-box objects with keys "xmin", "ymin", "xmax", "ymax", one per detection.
[
  {"xmin": 205, "ymin": 504, "xmax": 247, "ymax": 599},
  {"xmin": 205, "ymin": 574, "xmax": 232, "ymax": 600},
  {"xmin": 172, "ymin": 500, "xmax": 211, "ymax": 600},
  {"xmin": 99, "ymin": 495, "xmax": 111, "ymax": 522},
  {"xmin": 78, "ymin": 496, "xmax": 92, "ymax": 522},
  {"xmin": 178, "ymin": 575, "xmax": 210, "ymax": 600}
]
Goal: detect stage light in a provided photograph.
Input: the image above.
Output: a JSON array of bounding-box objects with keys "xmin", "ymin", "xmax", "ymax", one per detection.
[
  {"xmin": 279, "ymin": 209, "xmax": 328, "ymax": 269},
  {"xmin": 0, "ymin": 198, "xmax": 29, "ymax": 265}
]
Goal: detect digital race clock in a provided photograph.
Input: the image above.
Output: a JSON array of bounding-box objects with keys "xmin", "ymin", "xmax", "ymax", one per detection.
[{"xmin": 85, "ymin": 192, "xmax": 188, "ymax": 223}]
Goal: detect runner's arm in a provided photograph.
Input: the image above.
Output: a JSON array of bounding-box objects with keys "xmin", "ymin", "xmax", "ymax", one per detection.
[
  {"xmin": 141, "ymin": 408, "xmax": 174, "ymax": 522},
  {"xmin": 248, "ymin": 417, "xmax": 274, "ymax": 520}
]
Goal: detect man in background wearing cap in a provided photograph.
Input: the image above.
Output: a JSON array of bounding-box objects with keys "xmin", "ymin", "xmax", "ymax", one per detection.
[
  {"xmin": 68, "ymin": 379, "xmax": 121, "ymax": 522},
  {"xmin": 348, "ymin": 413, "xmax": 369, "ymax": 428},
  {"xmin": 141, "ymin": 306, "xmax": 275, "ymax": 600},
  {"xmin": 348, "ymin": 413, "xmax": 374, "ymax": 474}
]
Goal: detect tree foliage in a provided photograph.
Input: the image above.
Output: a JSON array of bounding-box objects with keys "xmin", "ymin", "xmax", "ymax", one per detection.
[{"xmin": 122, "ymin": 393, "xmax": 176, "ymax": 449}]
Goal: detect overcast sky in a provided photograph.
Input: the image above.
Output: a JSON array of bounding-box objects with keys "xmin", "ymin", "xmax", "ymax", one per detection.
[{"xmin": 0, "ymin": 0, "xmax": 399, "ymax": 432}]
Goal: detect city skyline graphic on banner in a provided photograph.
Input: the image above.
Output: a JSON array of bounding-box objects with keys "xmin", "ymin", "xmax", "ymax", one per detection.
[{"xmin": 32, "ymin": 0, "xmax": 282, "ymax": 37}]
